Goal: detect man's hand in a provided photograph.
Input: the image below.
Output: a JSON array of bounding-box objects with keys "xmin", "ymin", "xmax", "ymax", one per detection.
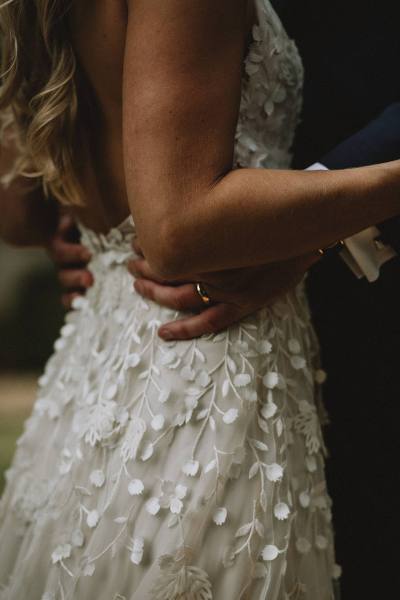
[
  {"xmin": 46, "ymin": 214, "xmax": 93, "ymax": 309},
  {"xmin": 128, "ymin": 239, "xmax": 320, "ymax": 340}
]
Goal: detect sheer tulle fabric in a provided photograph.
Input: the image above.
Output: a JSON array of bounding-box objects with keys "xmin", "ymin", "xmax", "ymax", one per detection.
[{"xmin": 0, "ymin": 1, "xmax": 340, "ymax": 598}]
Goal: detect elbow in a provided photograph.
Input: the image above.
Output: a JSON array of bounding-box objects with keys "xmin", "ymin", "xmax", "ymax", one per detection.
[{"xmin": 140, "ymin": 219, "xmax": 194, "ymax": 280}]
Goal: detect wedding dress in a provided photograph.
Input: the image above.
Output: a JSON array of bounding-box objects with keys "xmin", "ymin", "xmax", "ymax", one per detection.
[{"xmin": 0, "ymin": 1, "xmax": 340, "ymax": 598}]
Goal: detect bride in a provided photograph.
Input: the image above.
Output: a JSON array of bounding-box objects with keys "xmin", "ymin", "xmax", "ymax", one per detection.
[{"xmin": 0, "ymin": 1, "xmax": 399, "ymax": 598}]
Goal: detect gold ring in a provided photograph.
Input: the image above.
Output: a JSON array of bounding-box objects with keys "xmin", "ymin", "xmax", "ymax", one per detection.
[{"xmin": 195, "ymin": 282, "xmax": 212, "ymax": 305}]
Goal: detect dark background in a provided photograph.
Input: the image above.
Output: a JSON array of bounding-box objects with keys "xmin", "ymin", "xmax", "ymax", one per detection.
[{"xmin": 273, "ymin": 1, "xmax": 400, "ymax": 597}]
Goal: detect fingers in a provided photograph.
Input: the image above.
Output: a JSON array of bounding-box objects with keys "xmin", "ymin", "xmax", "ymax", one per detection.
[
  {"xmin": 58, "ymin": 268, "xmax": 93, "ymax": 310},
  {"xmin": 58, "ymin": 269, "xmax": 94, "ymax": 290},
  {"xmin": 128, "ymin": 258, "xmax": 167, "ymax": 283},
  {"xmin": 134, "ymin": 279, "xmax": 207, "ymax": 311},
  {"xmin": 61, "ymin": 292, "xmax": 82, "ymax": 310},
  {"xmin": 48, "ymin": 235, "xmax": 91, "ymax": 266},
  {"xmin": 131, "ymin": 237, "xmax": 144, "ymax": 257},
  {"xmin": 158, "ymin": 303, "xmax": 241, "ymax": 341},
  {"xmin": 128, "ymin": 257, "xmax": 185, "ymax": 285},
  {"xmin": 47, "ymin": 213, "xmax": 91, "ymax": 265}
]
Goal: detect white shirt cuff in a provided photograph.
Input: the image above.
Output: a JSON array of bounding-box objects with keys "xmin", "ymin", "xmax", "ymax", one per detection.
[{"xmin": 306, "ymin": 162, "xmax": 397, "ymax": 281}]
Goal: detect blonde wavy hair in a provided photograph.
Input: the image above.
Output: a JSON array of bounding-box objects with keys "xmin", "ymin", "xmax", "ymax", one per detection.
[{"xmin": 0, "ymin": 0, "xmax": 83, "ymax": 205}]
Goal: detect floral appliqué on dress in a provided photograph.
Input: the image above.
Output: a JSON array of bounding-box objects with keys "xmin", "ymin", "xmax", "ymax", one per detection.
[{"xmin": 0, "ymin": 2, "xmax": 340, "ymax": 599}]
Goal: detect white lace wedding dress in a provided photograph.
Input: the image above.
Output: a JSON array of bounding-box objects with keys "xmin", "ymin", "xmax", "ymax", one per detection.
[{"xmin": 0, "ymin": 1, "xmax": 341, "ymax": 598}]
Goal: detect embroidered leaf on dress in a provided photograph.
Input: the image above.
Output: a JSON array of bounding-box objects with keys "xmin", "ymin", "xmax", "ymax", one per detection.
[
  {"xmin": 120, "ymin": 418, "xmax": 146, "ymax": 462},
  {"xmin": 151, "ymin": 549, "xmax": 213, "ymax": 600},
  {"xmin": 255, "ymin": 519, "xmax": 265, "ymax": 537},
  {"xmin": 223, "ymin": 408, "xmax": 239, "ymax": 424},
  {"xmin": 222, "ymin": 379, "xmax": 230, "ymax": 397},
  {"xmin": 235, "ymin": 522, "xmax": 252, "ymax": 538},
  {"xmin": 249, "ymin": 462, "xmax": 259, "ymax": 479},
  {"xmin": 253, "ymin": 440, "xmax": 269, "ymax": 452},
  {"xmin": 204, "ymin": 459, "xmax": 216, "ymax": 474},
  {"xmin": 233, "ymin": 373, "xmax": 251, "ymax": 387},
  {"xmin": 140, "ymin": 442, "xmax": 154, "ymax": 461}
]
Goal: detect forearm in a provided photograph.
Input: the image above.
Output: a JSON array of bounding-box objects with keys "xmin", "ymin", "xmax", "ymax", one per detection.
[{"xmin": 146, "ymin": 161, "xmax": 400, "ymax": 278}]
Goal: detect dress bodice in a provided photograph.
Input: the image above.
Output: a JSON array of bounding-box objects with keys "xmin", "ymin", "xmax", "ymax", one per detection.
[
  {"xmin": 234, "ymin": 0, "xmax": 303, "ymax": 170},
  {"xmin": 79, "ymin": 0, "xmax": 303, "ymax": 256}
]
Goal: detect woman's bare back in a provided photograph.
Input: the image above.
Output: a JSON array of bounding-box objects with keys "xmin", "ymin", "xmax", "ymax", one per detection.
[
  {"xmin": 67, "ymin": 0, "xmax": 129, "ymax": 232},
  {"xmin": 67, "ymin": 0, "xmax": 257, "ymax": 232}
]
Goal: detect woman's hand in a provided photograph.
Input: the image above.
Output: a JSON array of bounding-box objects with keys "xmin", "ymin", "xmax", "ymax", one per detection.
[
  {"xmin": 46, "ymin": 214, "xmax": 93, "ymax": 309},
  {"xmin": 128, "ymin": 239, "xmax": 320, "ymax": 341}
]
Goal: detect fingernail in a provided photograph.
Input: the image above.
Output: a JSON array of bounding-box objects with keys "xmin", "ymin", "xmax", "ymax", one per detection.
[
  {"xmin": 82, "ymin": 250, "xmax": 92, "ymax": 262},
  {"xmin": 159, "ymin": 328, "xmax": 173, "ymax": 340},
  {"xmin": 82, "ymin": 273, "xmax": 93, "ymax": 288}
]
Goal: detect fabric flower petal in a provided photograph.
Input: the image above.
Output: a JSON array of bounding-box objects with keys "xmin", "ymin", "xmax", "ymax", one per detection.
[
  {"xmin": 223, "ymin": 408, "xmax": 239, "ymax": 424},
  {"xmin": 146, "ymin": 497, "xmax": 161, "ymax": 515},
  {"xmin": 261, "ymin": 544, "xmax": 279, "ymax": 561},
  {"xmin": 213, "ymin": 506, "xmax": 228, "ymax": 525},
  {"xmin": 128, "ymin": 478, "xmax": 144, "ymax": 496}
]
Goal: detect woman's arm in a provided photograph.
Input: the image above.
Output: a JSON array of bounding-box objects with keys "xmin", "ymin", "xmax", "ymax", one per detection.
[
  {"xmin": 0, "ymin": 142, "xmax": 58, "ymax": 246},
  {"xmin": 123, "ymin": 0, "xmax": 400, "ymax": 279}
]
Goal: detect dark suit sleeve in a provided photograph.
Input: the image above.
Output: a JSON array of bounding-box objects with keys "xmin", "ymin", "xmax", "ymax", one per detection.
[{"xmin": 320, "ymin": 103, "xmax": 400, "ymax": 253}]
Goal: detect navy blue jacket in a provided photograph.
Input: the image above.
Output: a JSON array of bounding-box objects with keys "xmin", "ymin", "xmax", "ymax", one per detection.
[{"xmin": 320, "ymin": 103, "xmax": 400, "ymax": 253}]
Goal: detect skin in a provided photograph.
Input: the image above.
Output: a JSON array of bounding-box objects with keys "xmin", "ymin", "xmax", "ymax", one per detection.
[
  {"xmin": 51, "ymin": 226, "xmax": 319, "ymax": 339},
  {"xmin": 2, "ymin": 0, "xmax": 400, "ymax": 340},
  {"xmin": 120, "ymin": 1, "xmax": 400, "ymax": 280},
  {"xmin": 128, "ymin": 241, "xmax": 321, "ymax": 340},
  {"xmin": 46, "ymin": 215, "xmax": 93, "ymax": 310}
]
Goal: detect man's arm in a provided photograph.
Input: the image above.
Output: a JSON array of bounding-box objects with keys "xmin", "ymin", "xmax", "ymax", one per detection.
[{"xmin": 310, "ymin": 103, "xmax": 400, "ymax": 281}]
